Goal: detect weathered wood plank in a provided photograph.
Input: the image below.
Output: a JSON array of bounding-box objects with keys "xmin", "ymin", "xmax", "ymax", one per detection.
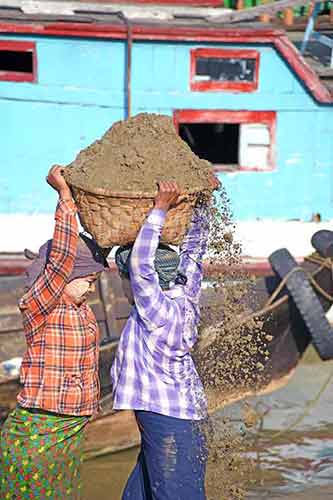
[
  {"xmin": 113, "ymin": 297, "xmax": 131, "ymax": 320},
  {"xmin": 99, "ymin": 340, "xmax": 118, "ymax": 394},
  {"xmin": 213, "ymin": 0, "xmax": 323, "ymax": 23},
  {"xmin": 0, "ymin": 331, "xmax": 25, "ymax": 363},
  {"xmin": 0, "ymin": 377, "xmax": 22, "ymax": 420},
  {"xmin": 0, "ymin": 0, "xmax": 322, "ymax": 24},
  {"xmin": 113, "ymin": 318, "xmax": 128, "ymax": 336},
  {"xmin": 84, "ymin": 410, "xmax": 140, "ymax": 459},
  {"xmin": 96, "ymin": 322, "xmax": 108, "ymax": 343},
  {"xmin": 0, "ymin": 278, "xmax": 24, "ymax": 306},
  {"xmin": 1, "ymin": 0, "xmax": 231, "ymax": 20},
  {"xmin": 0, "ymin": 313, "xmax": 22, "ymax": 334},
  {"xmin": 98, "ymin": 273, "xmax": 118, "ymax": 340}
]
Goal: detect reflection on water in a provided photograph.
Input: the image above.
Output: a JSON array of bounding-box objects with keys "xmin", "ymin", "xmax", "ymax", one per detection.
[
  {"xmin": 246, "ymin": 349, "xmax": 333, "ymax": 498},
  {"xmin": 247, "ymin": 431, "xmax": 333, "ymax": 498},
  {"xmin": 83, "ymin": 349, "xmax": 333, "ymax": 499},
  {"xmin": 83, "ymin": 447, "xmax": 137, "ymax": 500}
]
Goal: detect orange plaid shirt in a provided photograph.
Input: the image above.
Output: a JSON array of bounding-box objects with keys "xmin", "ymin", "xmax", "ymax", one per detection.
[{"xmin": 18, "ymin": 199, "xmax": 100, "ymax": 416}]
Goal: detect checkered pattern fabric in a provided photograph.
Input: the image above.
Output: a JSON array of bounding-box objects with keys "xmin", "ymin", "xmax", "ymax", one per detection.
[
  {"xmin": 111, "ymin": 206, "xmax": 209, "ymax": 420},
  {"xmin": 18, "ymin": 199, "xmax": 100, "ymax": 416}
]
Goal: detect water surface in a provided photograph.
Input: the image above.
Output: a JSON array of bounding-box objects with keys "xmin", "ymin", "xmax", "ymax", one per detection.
[{"xmin": 83, "ymin": 349, "xmax": 333, "ymax": 499}]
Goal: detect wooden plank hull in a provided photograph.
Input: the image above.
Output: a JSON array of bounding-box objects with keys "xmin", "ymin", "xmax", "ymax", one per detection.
[{"xmin": 84, "ymin": 410, "xmax": 140, "ymax": 459}]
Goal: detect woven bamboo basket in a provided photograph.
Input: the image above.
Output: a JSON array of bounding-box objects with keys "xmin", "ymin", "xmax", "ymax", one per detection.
[{"xmin": 69, "ymin": 183, "xmax": 199, "ymax": 247}]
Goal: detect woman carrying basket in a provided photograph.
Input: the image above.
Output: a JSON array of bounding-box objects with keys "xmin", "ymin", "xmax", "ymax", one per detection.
[
  {"xmin": 112, "ymin": 179, "xmax": 217, "ymax": 500},
  {"xmin": 0, "ymin": 166, "xmax": 109, "ymax": 499}
]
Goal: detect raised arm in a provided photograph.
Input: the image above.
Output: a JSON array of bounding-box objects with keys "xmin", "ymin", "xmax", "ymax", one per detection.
[
  {"xmin": 178, "ymin": 203, "xmax": 210, "ymax": 305},
  {"xmin": 178, "ymin": 175, "xmax": 219, "ymax": 304},
  {"xmin": 20, "ymin": 166, "xmax": 78, "ymax": 335},
  {"xmin": 129, "ymin": 181, "xmax": 181, "ymax": 330}
]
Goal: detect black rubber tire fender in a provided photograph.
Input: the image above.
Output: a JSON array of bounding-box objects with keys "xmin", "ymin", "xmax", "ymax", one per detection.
[
  {"xmin": 269, "ymin": 248, "xmax": 333, "ymax": 361},
  {"xmin": 311, "ymin": 230, "xmax": 333, "ymax": 258}
]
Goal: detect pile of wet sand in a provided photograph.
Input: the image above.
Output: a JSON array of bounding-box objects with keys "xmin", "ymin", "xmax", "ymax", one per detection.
[{"xmin": 65, "ymin": 113, "xmax": 212, "ymax": 195}]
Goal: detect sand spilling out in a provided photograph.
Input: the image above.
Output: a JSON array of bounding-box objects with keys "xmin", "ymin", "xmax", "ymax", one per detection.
[
  {"xmin": 193, "ymin": 185, "xmax": 268, "ymax": 499},
  {"xmin": 65, "ymin": 113, "xmax": 267, "ymax": 499}
]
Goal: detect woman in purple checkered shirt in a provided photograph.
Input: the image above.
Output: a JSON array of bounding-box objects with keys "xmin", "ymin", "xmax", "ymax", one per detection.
[{"xmin": 111, "ymin": 179, "xmax": 217, "ymax": 499}]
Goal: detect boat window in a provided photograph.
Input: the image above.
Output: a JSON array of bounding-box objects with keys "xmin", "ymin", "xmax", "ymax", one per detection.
[
  {"xmin": 190, "ymin": 49, "xmax": 259, "ymax": 92},
  {"xmin": 179, "ymin": 123, "xmax": 240, "ymax": 166},
  {"xmin": 0, "ymin": 41, "xmax": 37, "ymax": 83},
  {"xmin": 174, "ymin": 110, "xmax": 276, "ymax": 172}
]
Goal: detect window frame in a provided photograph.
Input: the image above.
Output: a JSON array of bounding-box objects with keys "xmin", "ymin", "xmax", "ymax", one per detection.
[
  {"xmin": 0, "ymin": 41, "xmax": 37, "ymax": 83},
  {"xmin": 190, "ymin": 48, "xmax": 260, "ymax": 93},
  {"xmin": 173, "ymin": 109, "xmax": 276, "ymax": 172}
]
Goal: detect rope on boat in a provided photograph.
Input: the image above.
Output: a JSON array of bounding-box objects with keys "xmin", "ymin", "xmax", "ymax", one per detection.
[
  {"xmin": 305, "ymin": 253, "xmax": 333, "ymax": 271},
  {"xmin": 305, "ymin": 253, "xmax": 333, "ymax": 302},
  {"xmin": 236, "ymin": 253, "xmax": 333, "ymax": 328},
  {"xmin": 249, "ymin": 252, "xmax": 333, "ymax": 440}
]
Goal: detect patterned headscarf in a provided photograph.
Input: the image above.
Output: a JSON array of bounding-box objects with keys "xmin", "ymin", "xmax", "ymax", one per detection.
[
  {"xmin": 115, "ymin": 243, "xmax": 180, "ymax": 290},
  {"xmin": 24, "ymin": 233, "xmax": 110, "ymax": 289}
]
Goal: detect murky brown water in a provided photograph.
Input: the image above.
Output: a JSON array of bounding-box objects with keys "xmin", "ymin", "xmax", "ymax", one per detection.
[
  {"xmin": 245, "ymin": 349, "xmax": 333, "ymax": 499},
  {"xmin": 82, "ymin": 348, "xmax": 333, "ymax": 499}
]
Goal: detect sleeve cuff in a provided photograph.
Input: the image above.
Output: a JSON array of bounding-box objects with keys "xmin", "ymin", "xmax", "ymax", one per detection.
[{"xmin": 146, "ymin": 208, "xmax": 167, "ymax": 226}]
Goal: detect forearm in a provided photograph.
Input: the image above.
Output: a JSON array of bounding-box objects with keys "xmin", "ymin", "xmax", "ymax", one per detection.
[
  {"xmin": 25, "ymin": 198, "xmax": 78, "ymax": 316},
  {"xmin": 180, "ymin": 205, "xmax": 209, "ymax": 262},
  {"xmin": 48, "ymin": 198, "xmax": 78, "ymax": 274},
  {"xmin": 178, "ymin": 205, "xmax": 210, "ymax": 299},
  {"xmin": 129, "ymin": 209, "xmax": 170, "ymax": 328}
]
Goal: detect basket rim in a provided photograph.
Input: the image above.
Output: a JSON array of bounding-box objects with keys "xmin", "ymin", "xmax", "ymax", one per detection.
[{"xmin": 68, "ymin": 181, "xmax": 203, "ymax": 199}]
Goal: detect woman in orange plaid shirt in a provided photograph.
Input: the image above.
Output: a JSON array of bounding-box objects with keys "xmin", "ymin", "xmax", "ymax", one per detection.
[{"xmin": 0, "ymin": 166, "xmax": 109, "ymax": 499}]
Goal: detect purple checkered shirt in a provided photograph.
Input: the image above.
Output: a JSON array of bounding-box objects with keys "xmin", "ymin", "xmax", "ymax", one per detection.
[{"xmin": 111, "ymin": 205, "xmax": 209, "ymax": 420}]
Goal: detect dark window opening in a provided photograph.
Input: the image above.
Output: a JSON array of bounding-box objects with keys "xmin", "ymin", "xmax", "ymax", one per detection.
[
  {"xmin": 0, "ymin": 50, "xmax": 33, "ymax": 74},
  {"xmin": 195, "ymin": 57, "xmax": 256, "ymax": 82},
  {"xmin": 179, "ymin": 123, "xmax": 239, "ymax": 165}
]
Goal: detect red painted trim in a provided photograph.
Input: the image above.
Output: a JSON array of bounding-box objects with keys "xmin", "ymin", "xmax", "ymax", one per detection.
[
  {"xmin": 190, "ymin": 48, "xmax": 259, "ymax": 92},
  {"xmin": 174, "ymin": 109, "xmax": 276, "ymax": 124},
  {"xmin": 0, "ymin": 70, "xmax": 32, "ymax": 83},
  {"xmin": 174, "ymin": 109, "xmax": 276, "ymax": 171},
  {"xmin": 0, "ymin": 22, "xmax": 282, "ymax": 42},
  {"xmin": 274, "ymin": 35, "xmax": 332, "ymax": 104},
  {"xmin": 0, "ymin": 22, "xmax": 330, "ymax": 102},
  {"xmin": 115, "ymin": 0, "xmax": 224, "ymax": 4},
  {"xmin": 0, "ymin": 40, "xmax": 37, "ymax": 83},
  {"xmin": 0, "ymin": 259, "xmax": 28, "ymax": 276}
]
